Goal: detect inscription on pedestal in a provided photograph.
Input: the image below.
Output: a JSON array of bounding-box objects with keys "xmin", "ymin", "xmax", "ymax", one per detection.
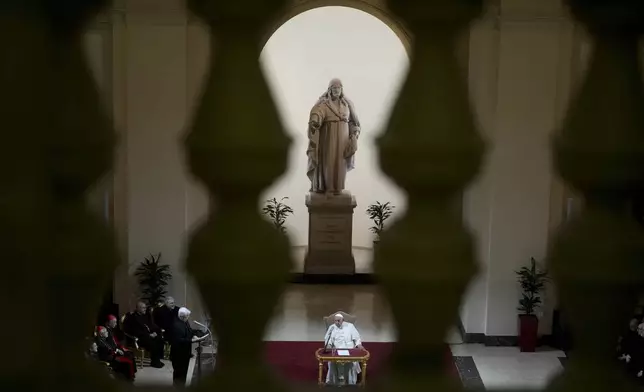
[
  {"xmin": 304, "ymin": 193, "xmax": 357, "ymax": 275},
  {"xmin": 311, "ymin": 214, "xmax": 351, "ymax": 250}
]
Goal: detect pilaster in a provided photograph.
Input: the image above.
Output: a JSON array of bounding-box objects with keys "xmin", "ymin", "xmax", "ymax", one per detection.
[{"xmin": 464, "ymin": 0, "xmax": 578, "ymax": 337}]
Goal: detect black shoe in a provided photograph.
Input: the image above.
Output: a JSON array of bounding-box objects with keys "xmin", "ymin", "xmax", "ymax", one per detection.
[{"xmin": 151, "ymin": 361, "xmax": 165, "ymax": 368}]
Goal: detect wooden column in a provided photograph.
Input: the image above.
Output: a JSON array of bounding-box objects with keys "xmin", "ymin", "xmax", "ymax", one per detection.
[
  {"xmin": 375, "ymin": 0, "xmax": 485, "ymax": 387},
  {"xmin": 184, "ymin": 0, "xmax": 293, "ymax": 387},
  {"xmin": 0, "ymin": 0, "xmax": 118, "ymax": 387},
  {"xmin": 547, "ymin": 0, "xmax": 644, "ymax": 389}
]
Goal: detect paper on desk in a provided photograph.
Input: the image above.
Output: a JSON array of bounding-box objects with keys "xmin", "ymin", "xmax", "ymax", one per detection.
[
  {"xmin": 194, "ymin": 333, "xmax": 210, "ymax": 342},
  {"xmin": 336, "ymin": 350, "xmax": 350, "ymax": 356}
]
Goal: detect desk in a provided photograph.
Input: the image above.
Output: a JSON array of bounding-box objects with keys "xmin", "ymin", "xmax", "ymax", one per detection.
[{"xmin": 315, "ymin": 348, "xmax": 370, "ymax": 386}]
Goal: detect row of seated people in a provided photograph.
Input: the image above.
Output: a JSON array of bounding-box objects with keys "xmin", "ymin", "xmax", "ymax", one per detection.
[
  {"xmin": 95, "ymin": 297, "xmax": 181, "ymax": 369},
  {"xmin": 122, "ymin": 301, "xmax": 167, "ymax": 368},
  {"xmin": 91, "ymin": 298, "xmax": 204, "ymax": 386},
  {"xmin": 94, "ymin": 325, "xmax": 137, "ymax": 382},
  {"xmin": 617, "ymin": 315, "xmax": 644, "ymax": 383},
  {"xmin": 85, "ymin": 340, "xmax": 116, "ymax": 379}
]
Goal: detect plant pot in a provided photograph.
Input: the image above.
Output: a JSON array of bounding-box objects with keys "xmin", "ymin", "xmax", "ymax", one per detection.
[{"xmin": 518, "ymin": 314, "xmax": 539, "ymax": 352}]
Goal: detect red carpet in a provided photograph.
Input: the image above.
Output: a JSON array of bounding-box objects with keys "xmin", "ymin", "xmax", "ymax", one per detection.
[{"xmin": 264, "ymin": 341, "xmax": 457, "ymax": 383}]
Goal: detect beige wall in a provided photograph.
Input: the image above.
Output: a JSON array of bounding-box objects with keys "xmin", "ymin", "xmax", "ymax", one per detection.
[
  {"xmin": 86, "ymin": 0, "xmax": 588, "ymax": 336},
  {"xmin": 464, "ymin": 0, "xmax": 579, "ymax": 336}
]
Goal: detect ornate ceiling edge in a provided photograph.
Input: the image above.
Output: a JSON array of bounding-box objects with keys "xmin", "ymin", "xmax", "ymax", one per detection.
[
  {"xmin": 91, "ymin": 0, "xmax": 571, "ymax": 28},
  {"xmin": 496, "ymin": 0, "xmax": 570, "ymax": 23},
  {"xmin": 91, "ymin": 0, "xmax": 191, "ymax": 26}
]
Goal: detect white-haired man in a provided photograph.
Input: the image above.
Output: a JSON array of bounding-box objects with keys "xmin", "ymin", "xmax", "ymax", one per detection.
[
  {"xmin": 170, "ymin": 307, "xmax": 201, "ymax": 386},
  {"xmin": 323, "ymin": 313, "xmax": 363, "ymax": 385}
]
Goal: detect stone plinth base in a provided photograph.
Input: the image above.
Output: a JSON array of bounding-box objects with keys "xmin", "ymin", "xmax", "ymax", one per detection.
[{"xmin": 304, "ymin": 192, "xmax": 357, "ymax": 275}]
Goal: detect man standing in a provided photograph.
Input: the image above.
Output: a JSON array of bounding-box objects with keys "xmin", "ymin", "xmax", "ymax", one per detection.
[
  {"xmin": 154, "ymin": 297, "xmax": 179, "ymax": 341},
  {"xmin": 170, "ymin": 307, "xmax": 201, "ymax": 386},
  {"xmin": 323, "ymin": 314, "xmax": 363, "ymax": 385},
  {"xmin": 123, "ymin": 301, "xmax": 165, "ymax": 368}
]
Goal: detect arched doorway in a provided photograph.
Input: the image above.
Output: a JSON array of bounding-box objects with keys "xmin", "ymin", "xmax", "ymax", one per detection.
[
  {"xmin": 259, "ymin": 6, "xmax": 409, "ymax": 260},
  {"xmin": 259, "ymin": 3, "xmax": 466, "ymax": 344},
  {"xmin": 261, "ymin": 0, "xmax": 412, "ymax": 53}
]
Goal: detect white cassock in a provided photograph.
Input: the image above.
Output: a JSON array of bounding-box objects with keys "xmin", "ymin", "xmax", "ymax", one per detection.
[{"xmin": 324, "ymin": 322, "xmax": 362, "ymax": 385}]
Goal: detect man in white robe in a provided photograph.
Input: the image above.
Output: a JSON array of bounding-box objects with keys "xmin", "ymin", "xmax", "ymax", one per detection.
[{"xmin": 324, "ymin": 314, "xmax": 363, "ymax": 385}]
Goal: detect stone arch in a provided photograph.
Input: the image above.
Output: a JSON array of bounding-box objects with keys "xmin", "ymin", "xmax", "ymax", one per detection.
[
  {"xmin": 258, "ymin": 0, "xmax": 468, "ymax": 344},
  {"xmin": 261, "ymin": 0, "xmax": 412, "ymax": 54}
]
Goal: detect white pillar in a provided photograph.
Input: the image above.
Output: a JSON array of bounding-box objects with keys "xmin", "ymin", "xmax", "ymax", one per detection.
[{"xmin": 112, "ymin": 0, "xmax": 192, "ymax": 310}]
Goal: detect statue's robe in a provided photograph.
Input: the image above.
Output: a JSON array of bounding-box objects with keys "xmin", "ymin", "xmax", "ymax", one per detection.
[
  {"xmin": 323, "ymin": 322, "xmax": 363, "ymax": 385},
  {"xmin": 307, "ymin": 97, "xmax": 360, "ymax": 193}
]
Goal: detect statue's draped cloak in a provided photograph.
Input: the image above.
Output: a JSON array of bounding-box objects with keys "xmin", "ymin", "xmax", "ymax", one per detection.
[{"xmin": 306, "ymin": 97, "xmax": 361, "ymax": 193}]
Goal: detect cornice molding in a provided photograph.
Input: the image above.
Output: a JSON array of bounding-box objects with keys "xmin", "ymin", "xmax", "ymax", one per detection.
[
  {"xmin": 89, "ymin": 14, "xmax": 115, "ymax": 29},
  {"xmin": 289, "ymin": 0, "xmax": 387, "ymax": 7},
  {"xmin": 110, "ymin": 0, "xmax": 189, "ymax": 25},
  {"xmin": 97, "ymin": 0, "xmax": 571, "ymax": 27},
  {"xmin": 496, "ymin": 0, "xmax": 569, "ymax": 23}
]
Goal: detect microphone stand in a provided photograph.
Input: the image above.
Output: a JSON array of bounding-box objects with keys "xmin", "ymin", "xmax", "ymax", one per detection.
[
  {"xmin": 324, "ymin": 333, "xmax": 332, "ymax": 353},
  {"xmin": 324, "ymin": 325, "xmax": 336, "ymax": 353},
  {"xmin": 193, "ymin": 321, "xmax": 214, "ymax": 381}
]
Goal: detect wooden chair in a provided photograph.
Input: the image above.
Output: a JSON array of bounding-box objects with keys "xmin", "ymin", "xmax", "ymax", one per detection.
[{"xmin": 120, "ymin": 313, "xmax": 150, "ymax": 368}]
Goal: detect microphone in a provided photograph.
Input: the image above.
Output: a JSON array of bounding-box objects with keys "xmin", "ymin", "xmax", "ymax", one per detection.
[{"xmin": 324, "ymin": 325, "xmax": 335, "ymax": 352}]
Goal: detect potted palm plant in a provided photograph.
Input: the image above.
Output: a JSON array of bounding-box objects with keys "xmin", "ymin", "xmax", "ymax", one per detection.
[
  {"xmin": 134, "ymin": 253, "xmax": 172, "ymax": 306},
  {"xmin": 366, "ymin": 201, "xmax": 395, "ymax": 245},
  {"xmin": 516, "ymin": 257, "xmax": 549, "ymax": 352},
  {"xmin": 262, "ymin": 197, "xmax": 294, "ymax": 234}
]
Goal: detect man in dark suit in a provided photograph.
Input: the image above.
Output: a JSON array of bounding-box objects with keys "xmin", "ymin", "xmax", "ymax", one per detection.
[
  {"xmin": 170, "ymin": 307, "xmax": 203, "ymax": 386},
  {"xmin": 154, "ymin": 296, "xmax": 180, "ymax": 342},
  {"xmin": 123, "ymin": 301, "xmax": 165, "ymax": 368}
]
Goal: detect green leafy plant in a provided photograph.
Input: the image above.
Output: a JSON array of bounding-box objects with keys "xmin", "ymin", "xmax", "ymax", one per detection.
[
  {"xmin": 366, "ymin": 201, "xmax": 395, "ymax": 241},
  {"xmin": 134, "ymin": 253, "xmax": 172, "ymax": 306},
  {"xmin": 516, "ymin": 257, "xmax": 549, "ymax": 315},
  {"xmin": 262, "ymin": 197, "xmax": 294, "ymax": 234}
]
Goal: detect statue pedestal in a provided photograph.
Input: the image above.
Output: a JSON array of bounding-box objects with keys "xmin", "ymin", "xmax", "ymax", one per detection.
[{"xmin": 304, "ymin": 192, "xmax": 357, "ymax": 275}]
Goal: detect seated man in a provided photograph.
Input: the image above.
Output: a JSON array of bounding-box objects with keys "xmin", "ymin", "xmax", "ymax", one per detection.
[
  {"xmin": 86, "ymin": 340, "xmax": 100, "ymax": 361},
  {"xmin": 96, "ymin": 326, "xmax": 136, "ymax": 382},
  {"xmin": 626, "ymin": 321, "xmax": 644, "ymax": 378},
  {"xmin": 105, "ymin": 315, "xmax": 125, "ymax": 346},
  {"xmin": 123, "ymin": 301, "xmax": 165, "ymax": 368},
  {"xmin": 154, "ymin": 297, "xmax": 180, "ymax": 342},
  {"xmin": 105, "ymin": 314, "xmax": 136, "ymax": 363},
  {"xmin": 323, "ymin": 313, "xmax": 363, "ymax": 385}
]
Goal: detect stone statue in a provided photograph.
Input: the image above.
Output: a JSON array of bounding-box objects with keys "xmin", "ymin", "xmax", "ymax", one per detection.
[{"xmin": 306, "ymin": 78, "xmax": 361, "ymax": 194}]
